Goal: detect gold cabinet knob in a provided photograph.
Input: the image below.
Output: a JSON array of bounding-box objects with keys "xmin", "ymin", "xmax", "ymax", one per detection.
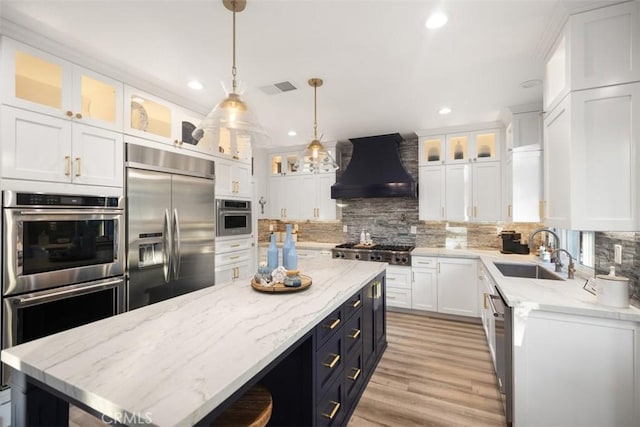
[
  {"xmin": 75, "ymin": 113, "xmax": 82, "ymax": 119},
  {"xmin": 66, "ymin": 111, "xmax": 73, "ymax": 117}
]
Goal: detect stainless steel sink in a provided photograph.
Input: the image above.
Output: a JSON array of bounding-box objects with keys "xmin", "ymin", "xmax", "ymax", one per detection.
[{"xmin": 493, "ymin": 262, "xmax": 564, "ymax": 281}]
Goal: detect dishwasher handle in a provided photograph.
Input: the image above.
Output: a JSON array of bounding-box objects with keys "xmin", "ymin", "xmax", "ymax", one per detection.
[{"xmin": 488, "ymin": 294, "xmax": 505, "ymax": 319}]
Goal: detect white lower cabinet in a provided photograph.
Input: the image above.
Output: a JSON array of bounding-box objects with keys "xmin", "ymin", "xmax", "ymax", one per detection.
[
  {"xmin": 410, "ymin": 256, "xmax": 478, "ymax": 318},
  {"xmin": 411, "ymin": 257, "xmax": 438, "ymax": 311},
  {"xmin": 215, "ymin": 236, "xmax": 253, "ymax": 283},
  {"xmin": 478, "ymin": 264, "xmax": 497, "ymax": 371},
  {"xmin": 436, "ymin": 257, "xmax": 478, "ymax": 317},
  {"xmin": 386, "ymin": 265, "xmax": 412, "ymax": 309},
  {"xmin": 513, "ymin": 310, "xmax": 640, "ymax": 426}
]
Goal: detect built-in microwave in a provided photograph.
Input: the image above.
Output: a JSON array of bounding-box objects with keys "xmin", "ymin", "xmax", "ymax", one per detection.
[{"xmin": 216, "ymin": 199, "xmax": 251, "ymax": 237}]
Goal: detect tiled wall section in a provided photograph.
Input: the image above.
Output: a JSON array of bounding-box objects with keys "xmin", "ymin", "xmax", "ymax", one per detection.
[
  {"xmin": 595, "ymin": 232, "xmax": 639, "ymax": 303},
  {"xmin": 258, "ymin": 135, "xmax": 544, "ymax": 250}
]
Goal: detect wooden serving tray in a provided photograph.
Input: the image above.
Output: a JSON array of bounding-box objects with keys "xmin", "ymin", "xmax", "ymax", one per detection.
[{"xmin": 251, "ymin": 275, "xmax": 312, "ymax": 293}]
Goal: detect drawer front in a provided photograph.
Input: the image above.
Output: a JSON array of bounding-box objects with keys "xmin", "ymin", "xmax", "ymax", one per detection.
[
  {"xmin": 214, "ymin": 249, "xmax": 251, "ymax": 267},
  {"xmin": 215, "ymin": 237, "xmax": 252, "ymax": 254},
  {"xmin": 316, "ymin": 375, "xmax": 344, "ymax": 427},
  {"xmin": 343, "ymin": 290, "xmax": 363, "ymax": 321},
  {"xmin": 316, "ymin": 307, "xmax": 343, "ymax": 349},
  {"xmin": 412, "ymin": 256, "xmax": 437, "ymax": 268},
  {"xmin": 386, "ymin": 266, "xmax": 411, "ymax": 289},
  {"xmin": 316, "ymin": 331, "xmax": 344, "ymax": 395},
  {"xmin": 344, "ymin": 350, "xmax": 364, "ymax": 407},
  {"xmin": 386, "ymin": 288, "xmax": 412, "ymax": 309},
  {"xmin": 344, "ymin": 313, "xmax": 362, "ymax": 359}
]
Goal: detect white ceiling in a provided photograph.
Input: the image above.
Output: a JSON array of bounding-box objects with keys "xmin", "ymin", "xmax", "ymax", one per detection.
[{"xmin": 0, "ymin": 0, "xmax": 617, "ymax": 147}]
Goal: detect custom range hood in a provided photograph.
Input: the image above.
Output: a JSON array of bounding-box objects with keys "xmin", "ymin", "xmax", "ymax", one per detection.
[{"xmin": 331, "ymin": 133, "xmax": 417, "ymax": 199}]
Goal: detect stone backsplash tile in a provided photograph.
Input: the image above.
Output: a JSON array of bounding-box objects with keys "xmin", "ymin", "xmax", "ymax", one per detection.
[
  {"xmin": 595, "ymin": 232, "xmax": 639, "ymax": 303},
  {"xmin": 258, "ymin": 219, "xmax": 343, "ymax": 243}
]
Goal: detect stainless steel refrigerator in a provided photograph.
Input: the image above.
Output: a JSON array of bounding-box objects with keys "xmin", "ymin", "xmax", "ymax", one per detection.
[{"xmin": 125, "ymin": 144, "xmax": 215, "ymax": 310}]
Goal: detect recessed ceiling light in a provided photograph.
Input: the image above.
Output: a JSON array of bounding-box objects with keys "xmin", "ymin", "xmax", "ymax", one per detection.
[
  {"xmin": 288, "ymin": 130, "xmax": 297, "ymax": 136},
  {"xmin": 188, "ymin": 80, "xmax": 204, "ymax": 90},
  {"xmin": 425, "ymin": 12, "xmax": 448, "ymax": 29},
  {"xmin": 439, "ymin": 107, "xmax": 452, "ymax": 115},
  {"xmin": 519, "ymin": 79, "xmax": 542, "ymax": 89}
]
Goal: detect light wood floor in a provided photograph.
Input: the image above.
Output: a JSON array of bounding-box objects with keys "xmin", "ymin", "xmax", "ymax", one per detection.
[
  {"xmin": 349, "ymin": 311, "xmax": 506, "ymax": 427},
  {"xmin": 70, "ymin": 311, "xmax": 505, "ymax": 427}
]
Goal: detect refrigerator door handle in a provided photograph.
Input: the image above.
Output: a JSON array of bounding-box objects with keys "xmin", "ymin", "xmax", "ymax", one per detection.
[
  {"xmin": 173, "ymin": 208, "xmax": 181, "ymax": 279},
  {"xmin": 162, "ymin": 208, "xmax": 171, "ymax": 284}
]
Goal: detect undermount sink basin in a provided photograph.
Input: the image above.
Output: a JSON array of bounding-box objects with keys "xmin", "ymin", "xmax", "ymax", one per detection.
[{"xmin": 493, "ymin": 262, "xmax": 564, "ymax": 281}]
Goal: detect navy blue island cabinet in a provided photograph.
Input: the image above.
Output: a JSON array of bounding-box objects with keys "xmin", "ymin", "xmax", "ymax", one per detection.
[{"xmin": 8, "ymin": 271, "xmax": 387, "ymax": 427}]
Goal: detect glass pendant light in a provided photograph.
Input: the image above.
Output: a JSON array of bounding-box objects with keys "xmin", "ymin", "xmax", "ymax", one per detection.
[
  {"xmin": 300, "ymin": 78, "xmax": 338, "ymax": 173},
  {"xmin": 192, "ymin": 0, "xmax": 266, "ymax": 154}
]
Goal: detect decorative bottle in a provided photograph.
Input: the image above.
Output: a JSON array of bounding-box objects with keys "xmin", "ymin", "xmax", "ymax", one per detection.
[
  {"xmin": 282, "ymin": 224, "xmax": 293, "ymax": 269},
  {"xmin": 267, "ymin": 233, "xmax": 278, "ymax": 270},
  {"xmin": 287, "ymin": 242, "xmax": 298, "ymax": 271}
]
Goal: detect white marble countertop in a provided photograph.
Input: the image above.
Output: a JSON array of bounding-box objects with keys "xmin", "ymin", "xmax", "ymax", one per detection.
[
  {"xmin": 257, "ymin": 241, "xmax": 338, "ymax": 250},
  {"xmin": 1, "ymin": 258, "xmax": 386, "ymax": 427},
  {"xmin": 412, "ymin": 247, "xmax": 640, "ymax": 322}
]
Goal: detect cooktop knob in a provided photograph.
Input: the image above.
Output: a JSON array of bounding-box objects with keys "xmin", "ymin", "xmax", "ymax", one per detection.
[{"xmin": 355, "ymin": 253, "xmax": 361, "ymax": 260}]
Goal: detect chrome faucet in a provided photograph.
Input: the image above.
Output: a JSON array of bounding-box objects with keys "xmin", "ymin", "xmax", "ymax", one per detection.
[
  {"xmin": 528, "ymin": 227, "xmax": 561, "ymax": 250},
  {"xmin": 551, "ymin": 248, "xmax": 576, "ymax": 279}
]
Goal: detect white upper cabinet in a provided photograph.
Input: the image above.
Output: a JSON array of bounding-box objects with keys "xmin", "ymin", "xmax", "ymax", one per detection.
[
  {"xmin": 215, "ymin": 156, "xmax": 251, "ymax": 199},
  {"xmin": 418, "ymin": 166, "xmax": 445, "ymax": 221},
  {"xmin": 543, "ymin": 82, "xmax": 640, "ymax": 230},
  {"xmin": 124, "ymin": 86, "xmax": 174, "ymax": 144},
  {"xmin": 1, "ymin": 105, "xmax": 123, "ymax": 188},
  {"xmin": 417, "ymin": 126, "xmax": 502, "ymax": 222},
  {"xmin": 445, "ymin": 129, "xmax": 500, "ymax": 164},
  {"xmin": 544, "ymin": 1, "xmax": 640, "ymax": 111},
  {"xmin": 418, "ymin": 135, "xmax": 446, "ymax": 166},
  {"xmin": 0, "ymin": 37, "xmax": 123, "ymax": 131}
]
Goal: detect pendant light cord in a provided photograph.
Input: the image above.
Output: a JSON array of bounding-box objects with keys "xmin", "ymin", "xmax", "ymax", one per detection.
[
  {"xmin": 313, "ymin": 84, "xmax": 318, "ymax": 140},
  {"xmin": 231, "ymin": 3, "xmax": 237, "ymax": 94}
]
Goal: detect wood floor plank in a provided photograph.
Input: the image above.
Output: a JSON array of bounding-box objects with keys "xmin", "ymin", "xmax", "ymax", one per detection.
[{"xmin": 349, "ymin": 311, "xmax": 506, "ymax": 427}]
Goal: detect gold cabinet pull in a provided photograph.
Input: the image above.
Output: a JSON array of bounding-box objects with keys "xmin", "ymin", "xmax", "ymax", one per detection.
[
  {"xmin": 347, "ymin": 367, "xmax": 361, "ymax": 381},
  {"xmin": 322, "ymin": 401, "xmax": 341, "ymax": 420},
  {"xmin": 75, "ymin": 157, "xmax": 82, "ymax": 176},
  {"xmin": 351, "ymin": 299, "xmax": 361, "ymax": 308},
  {"xmin": 483, "ymin": 293, "xmax": 488, "ymax": 309},
  {"xmin": 347, "ymin": 329, "xmax": 361, "ymax": 340},
  {"xmin": 230, "ymin": 244, "xmax": 240, "ymax": 248},
  {"xmin": 64, "ymin": 156, "xmax": 71, "ymax": 176},
  {"xmin": 65, "ymin": 110, "xmax": 73, "ymax": 117},
  {"xmin": 508, "ymin": 204, "xmax": 512, "ymax": 218},
  {"xmin": 74, "ymin": 113, "xmax": 82, "ymax": 119},
  {"xmin": 474, "ymin": 206, "xmax": 477, "ymax": 218},
  {"xmin": 324, "ymin": 318, "xmax": 340, "ymax": 330},
  {"xmin": 441, "ymin": 206, "xmax": 445, "ymax": 218},
  {"xmin": 539, "ymin": 200, "xmax": 545, "ymax": 220},
  {"xmin": 322, "ymin": 353, "xmax": 341, "ymax": 369},
  {"xmin": 229, "ymin": 255, "xmax": 240, "ymax": 260}
]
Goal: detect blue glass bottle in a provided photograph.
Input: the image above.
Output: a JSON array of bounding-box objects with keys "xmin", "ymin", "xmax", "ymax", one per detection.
[
  {"xmin": 282, "ymin": 224, "xmax": 293, "ymax": 269},
  {"xmin": 287, "ymin": 242, "xmax": 298, "ymax": 271},
  {"xmin": 267, "ymin": 233, "xmax": 278, "ymax": 270}
]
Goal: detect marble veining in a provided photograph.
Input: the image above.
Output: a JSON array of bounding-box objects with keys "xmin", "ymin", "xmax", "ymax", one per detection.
[
  {"xmin": 411, "ymin": 248, "xmax": 640, "ymax": 322},
  {"xmin": 1, "ymin": 259, "xmax": 386, "ymax": 427}
]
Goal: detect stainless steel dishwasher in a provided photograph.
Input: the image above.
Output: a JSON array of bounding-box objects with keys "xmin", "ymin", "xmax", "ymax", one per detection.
[{"xmin": 489, "ymin": 287, "xmax": 513, "ymax": 425}]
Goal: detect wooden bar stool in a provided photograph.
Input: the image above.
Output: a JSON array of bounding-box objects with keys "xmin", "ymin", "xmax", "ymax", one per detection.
[{"xmin": 211, "ymin": 384, "xmax": 272, "ymax": 427}]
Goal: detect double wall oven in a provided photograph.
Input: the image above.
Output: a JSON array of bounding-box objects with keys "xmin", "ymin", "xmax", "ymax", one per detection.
[{"xmin": 1, "ymin": 191, "xmax": 125, "ymax": 387}]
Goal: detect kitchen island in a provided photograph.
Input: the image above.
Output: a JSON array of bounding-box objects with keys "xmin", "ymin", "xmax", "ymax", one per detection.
[{"xmin": 1, "ymin": 258, "xmax": 387, "ymax": 427}]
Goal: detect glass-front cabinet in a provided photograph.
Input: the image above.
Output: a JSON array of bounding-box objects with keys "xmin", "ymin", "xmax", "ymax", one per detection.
[
  {"xmin": 444, "ymin": 129, "xmax": 500, "ymax": 163},
  {"xmin": 418, "ymin": 135, "xmax": 446, "ymax": 165},
  {"xmin": 271, "ymin": 153, "xmax": 301, "ymax": 175},
  {"xmin": 0, "ymin": 36, "xmax": 123, "ymax": 131},
  {"xmin": 124, "ymin": 86, "xmax": 173, "ymax": 143}
]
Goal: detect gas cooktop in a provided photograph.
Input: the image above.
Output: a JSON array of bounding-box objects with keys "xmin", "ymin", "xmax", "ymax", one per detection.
[{"xmin": 332, "ymin": 243, "xmax": 415, "ymax": 265}]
